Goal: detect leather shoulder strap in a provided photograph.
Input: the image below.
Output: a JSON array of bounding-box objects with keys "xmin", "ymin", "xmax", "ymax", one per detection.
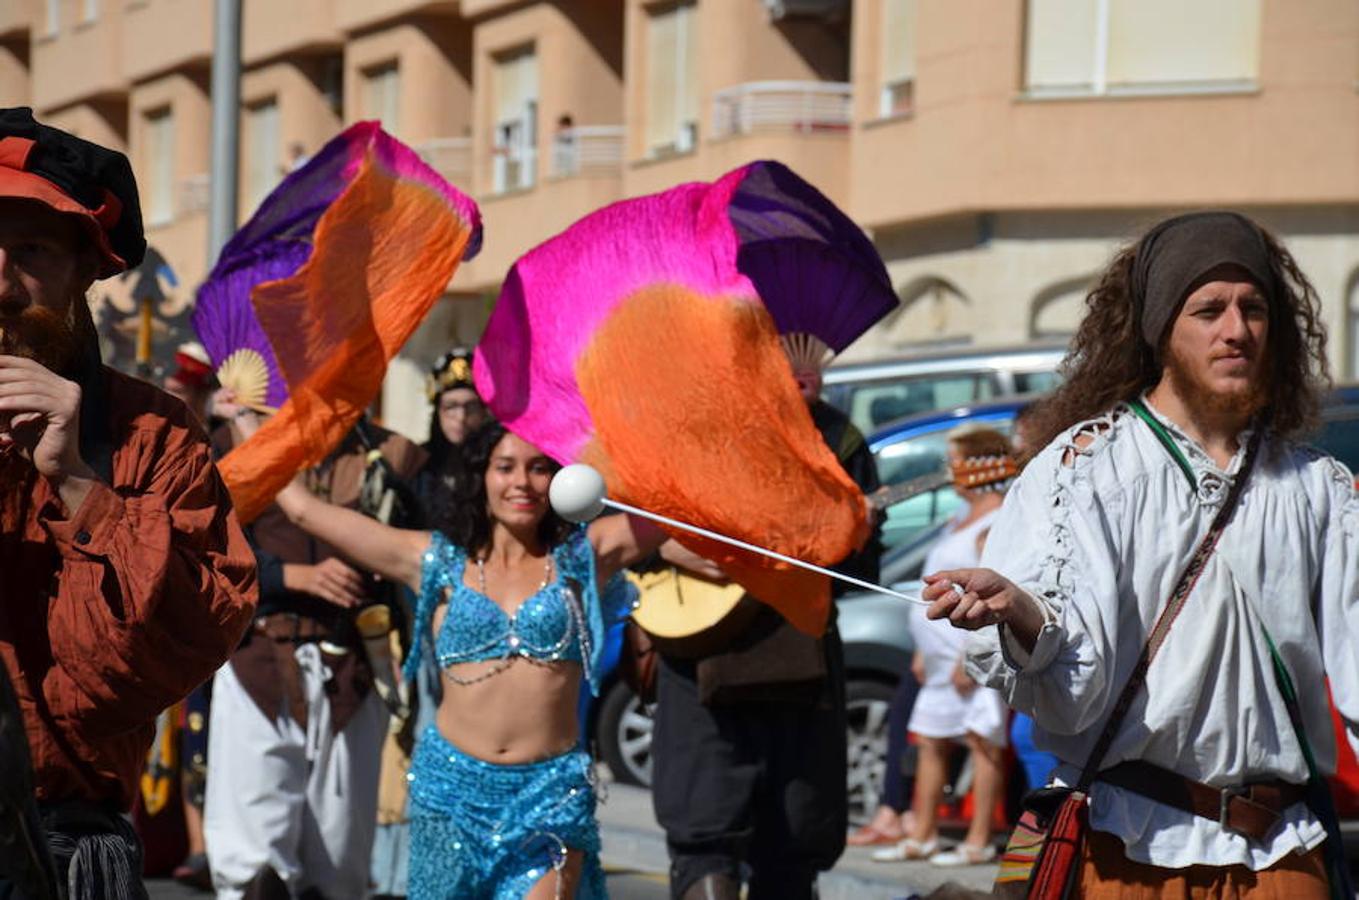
[{"xmin": 1075, "ymin": 409, "xmax": 1261, "ymax": 792}]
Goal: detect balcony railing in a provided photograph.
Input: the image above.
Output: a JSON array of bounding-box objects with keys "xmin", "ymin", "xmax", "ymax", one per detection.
[
  {"xmin": 550, "ymin": 126, "xmax": 625, "ymax": 178},
  {"xmin": 414, "ymin": 137, "xmax": 473, "ymax": 190},
  {"xmin": 710, "ymin": 81, "xmax": 853, "ymax": 139}
]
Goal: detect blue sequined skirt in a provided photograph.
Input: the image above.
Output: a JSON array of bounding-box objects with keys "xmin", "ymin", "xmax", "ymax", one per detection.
[{"xmin": 407, "ymin": 726, "xmax": 605, "ymax": 900}]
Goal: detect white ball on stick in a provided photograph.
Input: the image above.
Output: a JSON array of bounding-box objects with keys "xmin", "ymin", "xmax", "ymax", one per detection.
[{"xmin": 550, "ymin": 464, "xmax": 608, "ymax": 523}]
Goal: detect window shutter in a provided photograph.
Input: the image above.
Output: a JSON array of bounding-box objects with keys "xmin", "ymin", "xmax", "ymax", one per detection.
[
  {"xmin": 882, "ymin": 0, "xmax": 917, "ymax": 87},
  {"xmin": 1106, "ymin": 0, "xmax": 1260, "ymax": 88},
  {"xmin": 1024, "ymin": 0, "xmax": 1099, "ymax": 92}
]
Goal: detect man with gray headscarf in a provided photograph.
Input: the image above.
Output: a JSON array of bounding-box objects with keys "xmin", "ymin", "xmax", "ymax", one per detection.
[
  {"xmin": 0, "ymin": 108, "xmax": 256, "ymax": 899},
  {"xmin": 923, "ymin": 211, "xmax": 1359, "ymax": 897}
]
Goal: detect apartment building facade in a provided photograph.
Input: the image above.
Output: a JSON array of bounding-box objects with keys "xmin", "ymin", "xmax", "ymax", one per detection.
[{"xmin": 3, "ymin": 0, "xmax": 1357, "ymax": 440}]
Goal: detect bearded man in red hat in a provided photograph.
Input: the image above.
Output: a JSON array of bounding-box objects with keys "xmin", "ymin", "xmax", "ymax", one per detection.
[{"xmin": 0, "ymin": 107, "xmax": 257, "ymax": 899}]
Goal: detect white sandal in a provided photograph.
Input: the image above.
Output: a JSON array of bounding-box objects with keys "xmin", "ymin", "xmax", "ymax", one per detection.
[
  {"xmin": 929, "ymin": 843, "xmax": 997, "ymax": 867},
  {"xmin": 870, "ymin": 836, "xmax": 938, "ymax": 862}
]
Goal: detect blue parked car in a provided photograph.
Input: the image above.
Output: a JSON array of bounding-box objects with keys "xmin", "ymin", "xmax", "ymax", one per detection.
[{"xmin": 869, "ymin": 396, "xmax": 1035, "ymax": 552}]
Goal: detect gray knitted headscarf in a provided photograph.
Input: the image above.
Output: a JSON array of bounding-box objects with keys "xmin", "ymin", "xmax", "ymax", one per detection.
[{"xmin": 1130, "ymin": 211, "xmax": 1277, "ymax": 358}]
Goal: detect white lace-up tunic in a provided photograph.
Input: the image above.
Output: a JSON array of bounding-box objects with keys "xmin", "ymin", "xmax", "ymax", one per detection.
[{"xmin": 966, "ymin": 397, "xmax": 1359, "ymax": 870}]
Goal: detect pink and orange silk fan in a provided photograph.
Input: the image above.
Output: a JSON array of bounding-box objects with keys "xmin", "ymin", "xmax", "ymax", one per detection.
[
  {"xmin": 474, "ymin": 161, "xmax": 896, "ymax": 636},
  {"xmin": 193, "ymin": 122, "xmax": 482, "ymax": 523}
]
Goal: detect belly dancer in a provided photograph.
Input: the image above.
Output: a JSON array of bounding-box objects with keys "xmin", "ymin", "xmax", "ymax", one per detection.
[{"xmin": 268, "ymin": 419, "xmax": 665, "ymax": 899}]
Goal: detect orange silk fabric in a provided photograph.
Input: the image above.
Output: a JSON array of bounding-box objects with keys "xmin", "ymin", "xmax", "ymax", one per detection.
[
  {"xmin": 218, "ymin": 152, "xmax": 471, "ymax": 523},
  {"xmin": 576, "ymin": 285, "xmax": 869, "ymax": 636}
]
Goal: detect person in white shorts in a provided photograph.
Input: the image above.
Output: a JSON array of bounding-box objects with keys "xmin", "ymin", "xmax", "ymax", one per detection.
[{"xmin": 877, "ymin": 427, "xmax": 1015, "ymax": 867}]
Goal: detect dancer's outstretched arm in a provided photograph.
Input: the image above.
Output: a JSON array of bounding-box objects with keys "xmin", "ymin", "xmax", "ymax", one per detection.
[{"xmin": 274, "ymin": 480, "xmax": 430, "ymax": 592}]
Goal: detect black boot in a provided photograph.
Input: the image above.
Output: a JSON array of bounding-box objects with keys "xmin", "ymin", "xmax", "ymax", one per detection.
[{"xmin": 241, "ymin": 867, "xmax": 290, "ymax": 900}]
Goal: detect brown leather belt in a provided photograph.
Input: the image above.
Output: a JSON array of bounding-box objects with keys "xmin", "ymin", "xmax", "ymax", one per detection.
[
  {"xmin": 1098, "ymin": 760, "xmax": 1307, "ymax": 842},
  {"xmin": 252, "ymin": 612, "xmax": 336, "ymax": 644}
]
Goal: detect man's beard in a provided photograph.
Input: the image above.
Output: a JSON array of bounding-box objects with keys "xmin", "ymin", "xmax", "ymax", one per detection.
[
  {"xmin": 0, "ymin": 304, "xmax": 79, "ymax": 377},
  {"xmin": 1163, "ymin": 342, "xmax": 1269, "ymax": 423}
]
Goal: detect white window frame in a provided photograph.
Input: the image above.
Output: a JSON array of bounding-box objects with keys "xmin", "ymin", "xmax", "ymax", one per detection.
[
  {"xmin": 492, "ymin": 47, "xmax": 538, "ymax": 194},
  {"xmin": 244, "ymin": 98, "xmax": 281, "ymax": 212},
  {"xmin": 82, "ymin": 0, "xmax": 99, "ymax": 24},
  {"xmin": 144, "ymin": 107, "xmax": 175, "ymax": 226},
  {"xmin": 44, "ymin": 0, "xmax": 59, "ymax": 36},
  {"xmin": 1024, "ymin": 0, "xmax": 1260, "ymax": 100},
  {"xmin": 363, "ymin": 61, "xmax": 401, "ymax": 137},
  {"xmin": 644, "ymin": 0, "xmax": 698, "ymax": 158},
  {"xmin": 878, "ymin": 0, "xmax": 915, "ymax": 118}
]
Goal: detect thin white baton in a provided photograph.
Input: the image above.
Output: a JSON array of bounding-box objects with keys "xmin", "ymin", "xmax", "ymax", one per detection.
[{"xmin": 599, "ymin": 497, "xmax": 927, "ymax": 606}]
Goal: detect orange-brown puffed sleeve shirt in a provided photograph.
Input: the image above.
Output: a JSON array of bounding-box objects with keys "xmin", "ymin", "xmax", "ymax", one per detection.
[{"xmin": 0, "ymin": 368, "xmax": 258, "ymax": 808}]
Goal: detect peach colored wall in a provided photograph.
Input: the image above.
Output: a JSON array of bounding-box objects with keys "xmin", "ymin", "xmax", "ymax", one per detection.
[
  {"xmin": 702, "ymin": 0, "xmax": 847, "ymax": 84},
  {"xmin": 41, "ymin": 99, "xmax": 128, "ymax": 151},
  {"xmin": 0, "ymin": 0, "xmax": 37, "ymax": 37},
  {"xmin": 31, "ymin": 6, "xmax": 122, "ymax": 110},
  {"xmin": 623, "ymin": 0, "xmax": 845, "ymax": 160},
  {"xmin": 130, "ymin": 72, "xmax": 213, "ymax": 290},
  {"xmin": 547, "ymin": 1, "xmax": 624, "ymax": 127},
  {"xmin": 122, "ymin": 0, "xmax": 212, "ymax": 84},
  {"xmin": 623, "ymin": 130, "xmax": 848, "ymax": 206},
  {"xmin": 472, "ymin": 2, "xmax": 624, "ymax": 195},
  {"xmin": 345, "ymin": 17, "xmax": 473, "ymax": 143},
  {"xmin": 334, "ymin": 0, "xmax": 458, "ymax": 34},
  {"xmin": 460, "ymin": 172, "xmax": 627, "ymax": 289},
  {"xmin": 460, "ymin": 0, "xmax": 522, "ymax": 16},
  {"xmin": 848, "ymin": 0, "xmax": 1359, "ymax": 227},
  {"xmin": 0, "ymin": 41, "xmax": 31, "ymax": 107},
  {"xmin": 243, "ymin": 0, "xmax": 341, "ymax": 66},
  {"xmin": 239, "ymin": 60, "xmax": 345, "ymax": 214}
]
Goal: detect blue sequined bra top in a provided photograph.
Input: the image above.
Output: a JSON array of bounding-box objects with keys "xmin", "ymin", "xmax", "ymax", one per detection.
[
  {"xmin": 403, "ymin": 528, "xmax": 636, "ymax": 695},
  {"xmin": 437, "ymin": 550, "xmax": 584, "ymax": 665}
]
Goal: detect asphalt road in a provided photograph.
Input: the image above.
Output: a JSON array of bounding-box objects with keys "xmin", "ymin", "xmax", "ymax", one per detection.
[{"xmin": 145, "ymin": 867, "xmax": 670, "ymax": 899}]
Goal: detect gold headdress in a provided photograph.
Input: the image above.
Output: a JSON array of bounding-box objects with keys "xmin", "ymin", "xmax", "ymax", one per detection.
[{"xmin": 426, "ymin": 348, "xmax": 475, "ymax": 401}]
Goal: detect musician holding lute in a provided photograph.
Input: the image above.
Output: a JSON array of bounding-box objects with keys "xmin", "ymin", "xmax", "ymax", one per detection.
[{"xmin": 648, "ymin": 352, "xmax": 883, "ymax": 900}]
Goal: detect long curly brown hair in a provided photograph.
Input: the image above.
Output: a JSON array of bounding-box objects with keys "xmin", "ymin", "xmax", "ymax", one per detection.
[{"xmin": 1024, "ymin": 222, "xmax": 1331, "ymax": 458}]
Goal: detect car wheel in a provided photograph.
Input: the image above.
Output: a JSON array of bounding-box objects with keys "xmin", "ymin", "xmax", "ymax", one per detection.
[
  {"xmin": 845, "ymin": 679, "xmax": 895, "ymax": 826},
  {"xmin": 596, "ymin": 680, "xmax": 654, "ymax": 787}
]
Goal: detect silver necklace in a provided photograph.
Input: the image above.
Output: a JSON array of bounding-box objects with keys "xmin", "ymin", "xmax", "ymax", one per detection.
[
  {"xmin": 474, "ymin": 552, "xmax": 554, "ymax": 596},
  {"xmin": 441, "ymin": 553, "xmax": 556, "ymax": 687}
]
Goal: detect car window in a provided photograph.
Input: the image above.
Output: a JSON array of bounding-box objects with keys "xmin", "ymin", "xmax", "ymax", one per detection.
[
  {"xmin": 1315, "ymin": 415, "xmax": 1359, "ymax": 473},
  {"xmin": 881, "ymin": 487, "xmax": 963, "ymax": 551},
  {"xmin": 848, "ymin": 374, "xmax": 995, "ymax": 435},
  {"xmin": 875, "ymin": 428, "xmax": 953, "ymax": 487},
  {"xmin": 1014, "ymin": 370, "xmax": 1060, "ymax": 395}
]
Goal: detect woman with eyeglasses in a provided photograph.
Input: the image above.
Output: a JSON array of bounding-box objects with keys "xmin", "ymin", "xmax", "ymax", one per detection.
[{"xmin": 417, "ymin": 348, "xmax": 489, "ymax": 519}]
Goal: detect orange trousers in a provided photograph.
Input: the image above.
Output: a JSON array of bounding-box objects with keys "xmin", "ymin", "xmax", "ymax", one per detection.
[{"xmin": 1078, "ymin": 829, "xmax": 1329, "ymax": 899}]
